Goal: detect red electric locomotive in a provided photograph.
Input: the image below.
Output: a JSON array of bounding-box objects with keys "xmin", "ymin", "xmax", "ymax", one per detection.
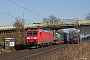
[{"xmin": 26, "ymin": 29, "xmax": 54, "ymax": 48}]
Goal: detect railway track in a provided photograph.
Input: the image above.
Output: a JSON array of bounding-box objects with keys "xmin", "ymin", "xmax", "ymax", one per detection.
[{"xmin": 0, "ymin": 44, "xmax": 68, "ymax": 60}]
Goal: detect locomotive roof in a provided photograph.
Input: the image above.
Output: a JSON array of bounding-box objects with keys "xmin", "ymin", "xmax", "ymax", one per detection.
[
  {"xmin": 27, "ymin": 29, "xmax": 53, "ymax": 33},
  {"xmin": 42, "ymin": 30, "xmax": 52, "ymax": 32}
]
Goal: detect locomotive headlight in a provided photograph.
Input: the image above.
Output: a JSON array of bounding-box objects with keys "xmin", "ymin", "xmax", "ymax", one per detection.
[
  {"xmin": 27, "ymin": 37, "xmax": 30, "ymax": 39},
  {"xmin": 34, "ymin": 37, "xmax": 37, "ymax": 39}
]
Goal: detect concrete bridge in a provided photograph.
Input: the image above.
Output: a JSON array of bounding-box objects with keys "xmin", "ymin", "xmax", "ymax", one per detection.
[
  {"xmin": 0, "ymin": 19, "xmax": 90, "ymax": 40},
  {"xmin": 0, "ymin": 19, "xmax": 90, "ymax": 30}
]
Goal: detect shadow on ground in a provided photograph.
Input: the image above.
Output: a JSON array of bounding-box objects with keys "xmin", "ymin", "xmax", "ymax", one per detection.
[
  {"xmin": 14, "ymin": 44, "xmax": 27, "ymax": 51},
  {"xmin": 0, "ymin": 44, "xmax": 4, "ymax": 49}
]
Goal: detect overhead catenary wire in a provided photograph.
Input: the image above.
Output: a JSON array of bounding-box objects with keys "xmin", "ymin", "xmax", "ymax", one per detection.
[
  {"xmin": 17, "ymin": 0, "xmax": 44, "ymax": 18},
  {"xmin": 0, "ymin": 10, "xmax": 31, "ymax": 22},
  {"xmin": 16, "ymin": 0, "xmax": 39, "ymax": 14},
  {"xmin": 7, "ymin": 0, "xmax": 44, "ymax": 18},
  {"xmin": 0, "ymin": 10, "xmax": 24, "ymax": 19},
  {"xmin": 0, "ymin": 11, "xmax": 16, "ymax": 18}
]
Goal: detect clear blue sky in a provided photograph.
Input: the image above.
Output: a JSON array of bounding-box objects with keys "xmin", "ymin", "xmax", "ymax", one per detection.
[{"xmin": 0, "ymin": 0, "xmax": 90, "ymax": 26}]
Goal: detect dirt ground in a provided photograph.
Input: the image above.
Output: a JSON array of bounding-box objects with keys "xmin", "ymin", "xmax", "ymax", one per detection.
[
  {"xmin": 0, "ymin": 41, "xmax": 5, "ymax": 54},
  {"xmin": 0, "ymin": 40, "xmax": 90, "ymax": 60}
]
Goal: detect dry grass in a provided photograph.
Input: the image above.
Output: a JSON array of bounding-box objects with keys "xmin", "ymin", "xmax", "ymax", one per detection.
[
  {"xmin": 32, "ymin": 41, "xmax": 90, "ymax": 60},
  {"xmin": 63, "ymin": 41, "xmax": 90, "ymax": 60}
]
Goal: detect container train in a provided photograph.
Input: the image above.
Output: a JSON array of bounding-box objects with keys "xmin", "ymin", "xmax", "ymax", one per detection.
[{"xmin": 26, "ymin": 29, "xmax": 79, "ymax": 48}]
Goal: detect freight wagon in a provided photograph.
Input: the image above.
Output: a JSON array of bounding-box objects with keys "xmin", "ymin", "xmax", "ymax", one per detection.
[
  {"xmin": 69, "ymin": 35, "xmax": 80, "ymax": 44},
  {"xmin": 63, "ymin": 33, "xmax": 70, "ymax": 44},
  {"xmin": 53, "ymin": 30, "xmax": 64, "ymax": 44},
  {"xmin": 82, "ymin": 35, "xmax": 90, "ymax": 41},
  {"xmin": 26, "ymin": 29, "xmax": 54, "ymax": 48}
]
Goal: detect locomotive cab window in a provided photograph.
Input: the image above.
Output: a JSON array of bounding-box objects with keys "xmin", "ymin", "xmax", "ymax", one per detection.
[{"xmin": 27, "ymin": 31, "xmax": 37, "ymax": 36}]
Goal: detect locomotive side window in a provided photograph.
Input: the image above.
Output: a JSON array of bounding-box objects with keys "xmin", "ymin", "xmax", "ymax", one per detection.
[
  {"xmin": 40, "ymin": 32, "xmax": 41, "ymax": 35},
  {"xmin": 27, "ymin": 31, "xmax": 37, "ymax": 36}
]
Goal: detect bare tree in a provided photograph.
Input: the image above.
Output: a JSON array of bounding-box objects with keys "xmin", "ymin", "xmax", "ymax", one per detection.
[
  {"xmin": 13, "ymin": 17, "xmax": 26, "ymax": 45},
  {"xmin": 49, "ymin": 15, "xmax": 58, "ymax": 24},
  {"xmin": 42, "ymin": 15, "xmax": 59, "ymax": 24},
  {"xmin": 42, "ymin": 17, "xmax": 49, "ymax": 23},
  {"xmin": 86, "ymin": 13, "xmax": 90, "ymax": 20}
]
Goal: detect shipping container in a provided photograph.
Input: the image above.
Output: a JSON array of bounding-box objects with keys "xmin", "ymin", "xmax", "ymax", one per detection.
[
  {"xmin": 53, "ymin": 30, "xmax": 64, "ymax": 44},
  {"xmin": 63, "ymin": 33, "xmax": 70, "ymax": 43},
  {"xmin": 71, "ymin": 35, "xmax": 80, "ymax": 44},
  {"xmin": 73, "ymin": 35, "xmax": 78, "ymax": 39}
]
